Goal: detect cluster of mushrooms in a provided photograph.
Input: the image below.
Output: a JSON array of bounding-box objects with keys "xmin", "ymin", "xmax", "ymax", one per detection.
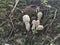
[{"xmin": 23, "ymin": 12, "xmax": 44, "ymax": 31}]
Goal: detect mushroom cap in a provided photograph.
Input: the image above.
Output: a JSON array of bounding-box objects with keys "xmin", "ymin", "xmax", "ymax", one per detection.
[
  {"xmin": 46, "ymin": 5, "xmax": 52, "ymax": 8},
  {"xmin": 23, "ymin": 15, "xmax": 30, "ymax": 23},
  {"xmin": 37, "ymin": 12, "xmax": 43, "ymax": 20},
  {"xmin": 36, "ymin": 25, "xmax": 44, "ymax": 30},
  {"xmin": 5, "ymin": 43, "xmax": 10, "ymax": 45},
  {"xmin": 32, "ymin": 20, "xmax": 36, "ymax": 25},
  {"xmin": 36, "ymin": 6, "xmax": 40, "ymax": 12},
  {"xmin": 36, "ymin": 6, "xmax": 40, "ymax": 10}
]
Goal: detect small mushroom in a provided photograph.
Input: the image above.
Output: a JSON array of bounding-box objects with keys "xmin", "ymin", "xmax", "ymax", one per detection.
[
  {"xmin": 31, "ymin": 20, "xmax": 40, "ymax": 30},
  {"xmin": 35, "ymin": 20, "xmax": 40, "ymax": 27},
  {"xmin": 37, "ymin": 12, "xmax": 43, "ymax": 20},
  {"xmin": 23, "ymin": 15, "xmax": 30, "ymax": 31},
  {"xmin": 5, "ymin": 43, "xmax": 10, "ymax": 45},
  {"xmin": 36, "ymin": 25, "xmax": 44, "ymax": 30},
  {"xmin": 23, "ymin": 15, "xmax": 30, "ymax": 23},
  {"xmin": 16, "ymin": 38, "xmax": 25, "ymax": 44},
  {"xmin": 31, "ymin": 20, "xmax": 36, "ymax": 30},
  {"xmin": 36, "ymin": 6, "xmax": 40, "ymax": 12},
  {"xmin": 46, "ymin": 5, "xmax": 52, "ymax": 8}
]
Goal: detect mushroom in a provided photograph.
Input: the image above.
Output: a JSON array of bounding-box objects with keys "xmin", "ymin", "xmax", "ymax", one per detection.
[
  {"xmin": 35, "ymin": 20, "xmax": 40, "ymax": 27},
  {"xmin": 36, "ymin": 25, "xmax": 44, "ymax": 30},
  {"xmin": 5, "ymin": 43, "xmax": 10, "ymax": 45},
  {"xmin": 31, "ymin": 20, "xmax": 36, "ymax": 30},
  {"xmin": 37, "ymin": 12, "xmax": 43, "ymax": 20},
  {"xmin": 46, "ymin": 5, "xmax": 52, "ymax": 8},
  {"xmin": 36, "ymin": 6, "xmax": 40, "ymax": 12},
  {"xmin": 31, "ymin": 20, "xmax": 40, "ymax": 30},
  {"xmin": 23, "ymin": 15, "xmax": 30, "ymax": 31},
  {"xmin": 23, "ymin": 15, "xmax": 30, "ymax": 23}
]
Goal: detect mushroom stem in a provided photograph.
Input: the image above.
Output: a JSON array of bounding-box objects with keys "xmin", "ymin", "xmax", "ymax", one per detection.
[
  {"xmin": 25, "ymin": 22, "xmax": 30, "ymax": 31},
  {"xmin": 31, "ymin": 25, "xmax": 35, "ymax": 30}
]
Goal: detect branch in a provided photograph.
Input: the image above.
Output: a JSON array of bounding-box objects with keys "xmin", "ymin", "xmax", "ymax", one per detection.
[
  {"xmin": 8, "ymin": 0, "xmax": 20, "ymax": 39},
  {"xmin": 0, "ymin": 21, "xmax": 7, "ymax": 26},
  {"xmin": 47, "ymin": 34, "xmax": 60, "ymax": 45},
  {"xmin": 11, "ymin": 0, "xmax": 19, "ymax": 13},
  {"xmin": 46, "ymin": 8, "xmax": 57, "ymax": 32},
  {"xmin": 50, "ymin": 8, "xmax": 57, "ymax": 26}
]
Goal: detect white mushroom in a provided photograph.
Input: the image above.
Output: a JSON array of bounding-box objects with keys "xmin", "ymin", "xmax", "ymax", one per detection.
[
  {"xmin": 23, "ymin": 15, "xmax": 30, "ymax": 23},
  {"xmin": 46, "ymin": 5, "xmax": 52, "ymax": 8},
  {"xmin": 5, "ymin": 43, "xmax": 10, "ymax": 45},
  {"xmin": 36, "ymin": 25, "xmax": 44, "ymax": 30},
  {"xmin": 31, "ymin": 20, "xmax": 36, "ymax": 30},
  {"xmin": 31, "ymin": 20, "xmax": 40, "ymax": 30},
  {"xmin": 35, "ymin": 20, "xmax": 40, "ymax": 27},
  {"xmin": 22, "ymin": 15, "xmax": 30, "ymax": 31},
  {"xmin": 37, "ymin": 12, "xmax": 43, "ymax": 20},
  {"xmin": 36, "ymin": 6, "xmax": 40, "ymax": 12},
  {"xmin": 16, "ymin": 38, "xmax": 25, "ymax": 44}
]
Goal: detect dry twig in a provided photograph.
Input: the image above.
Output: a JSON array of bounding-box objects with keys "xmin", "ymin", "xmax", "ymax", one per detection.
[{"xmin": 8, "ymin": 0, "xmax": 19, "ymax": 39}]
